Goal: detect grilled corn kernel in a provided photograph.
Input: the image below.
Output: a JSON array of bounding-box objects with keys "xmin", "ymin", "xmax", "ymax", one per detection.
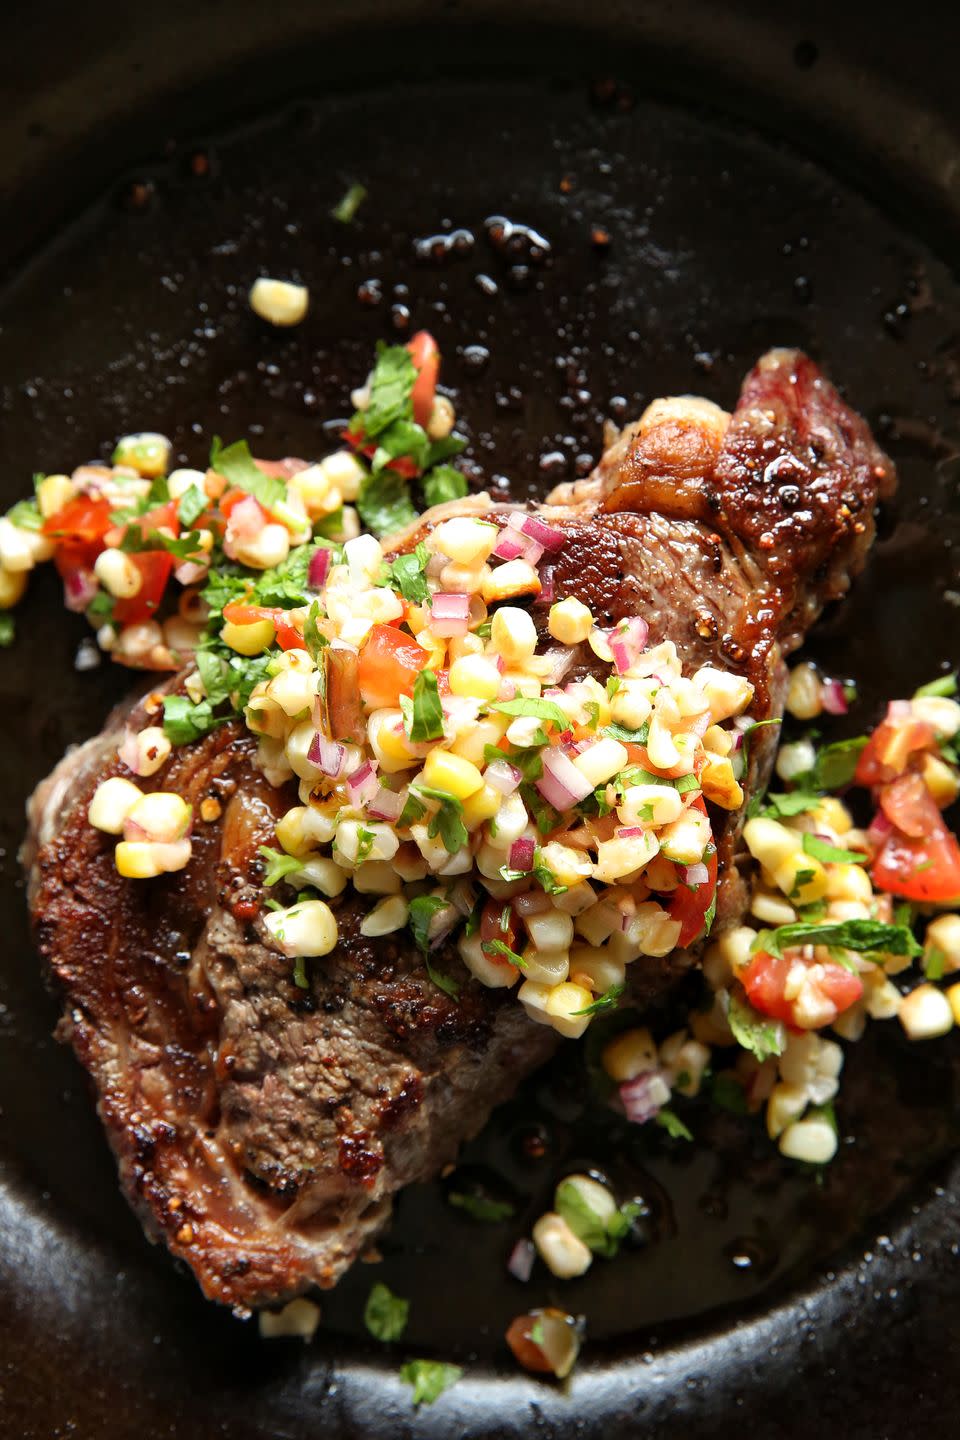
[
  {"xmin": 0, "ymin": 564, "xmax": 27, "ymax": 608},
  {"xmin": 288, "ymin": 856, "xmax": 349, "ymax": 896},
  {"xmin": 115, "ymin": 838, "xmax": 191, "ymax": 878},
  {"xmin": 430, "ymin": 517, "xmax": 498, "ymax": 565},
  {"xmin": 221, "ymin": 617, "xmax": 276, "ymax": 655},
  {"xmin": 532, "ymin": 1212, "xmax": 593, "ymax": 1278},
  {"xmin": 557, "ymin": 1173, "xmax": 618, "ymax": 1227},
  {"xmin": 439, "ymin": 560, "xmax": 489, "ymax": 595},
  {"xmin": 700, "ymin": 757, "xmax": 744, "ymax": 810},
  {"xmin": 573, "ymin": 738, "xmax": 629, "ymax": 788},
  {"xmin": 351, "ymin": 860, "xmax": 401, "ymax": 895},
  {"xmin": 810, "ymin": 796, "xmax": 853, "ymax": 835},
  {"xmin": 764, "ymin": 1081, "xmax": 808, "ymax": 1139},
  {"xmin": 772, "ymin": 852, "xmax": 828, "ymax": 905},
  {"xmin": 520, "ymin": 948, "xmax": 570, "ymax": 986},
  {"xmin": 258, "ymin": 1298, "xmax": 321, "ymax": 1341},
  {"xmin": 661, "ymin": 1033, "xmax": 710, "ymax": 1097},
  {"xmin": 425, "ymin": 394, "xmax": 455, "ymax": 441},
  {"xmin": 335, "ymin": 819, "xmax": 399, "ymax": 865},
  {"xmin": 785, "ymin": 662, "xmax": 822, "ymax": 720},
  {"xmin": 461, "ymin": 782, "xmax": 501, "ymax": 830},
  {"xmin": 524, "ymin": 909, "xmax": 575, "ymax": 954},
  {"xmin": 920, "ymin": 751, "xmax": 960, "ymax": 808},
  {"xmin": 775, "ymin": 737, "xmax": 816, "ymax": 782},
  {"xmin": 367, "ymin": 710, "xmax": 421, "ymax": 772},
  {"xmin": 750, "ymin": 889, "xmax": 797, "ymax": 926},
  {"xmin": 359, "ymin": 895, "xmax": 409, "ymax": 937},
  {"xmin": 450, "ymin": 714, "xmax": 509, "ymax": 766},
  {"xmin": 824, "ymin": 862, "xmax": 872, "ymax": 903},
  {"xmin": 537, "ymin": 841, "xmax": 594, "ymax": 889},
  {"xmin": 267, "ymin": 667, "xmax": 316, "ymax": 718},
  {"xmin": 245, "ymin": 694, "xmax": 287, "ymax": 738},
  {"xmin": 548, "ymin": 597, "xmax": 594, "ymax": 645},
  {"xmin": 617, "ymin": 901, "xmax": 682, "ymax": 959},
  {"xmin": 264, "ymin": 898, "xmax": 338, "ymax": 956},
  {"xmin": 459, "ymin": 931, "xmax": 520, "ymax": 988},
  {"xmin": 925, "ymin": 915, "xmax": 960, "ymax": 974},
  {"xmin": 122, "ymin": 726, "xmax": 171, "ymax": 777},
  {"xmin": 743, "ymin": 816, "xmax": 802, "ymax": 871},
  {"xmin": 545, "ymin": 981, "xmax": 594, "ymax": 1038},
  {"xmin": 602, "ymin": 1026, "xmax": 658, "ymax": 1082},
  {"xmin": 421, "ymin": 749, "xmax": 483, "ymax": 801},
  {"xmin": 125, "ymin": 791, "xmax": 191, "ymax": 843},
  {"xmin": 491, "ymin": 606, "xmax": 537, "ymax": 663},
  {"xmin": 37, "ymin": 473, "xmax": 78, "ymax": 518},
  {"xmin": 863, "ymin": 972, "xmax": 902, "ymax": 1020},
  {"xmin": 0, "ymin": 518, "xmax": 41, "ymax": 572},
  {"xmin": 112, "ymin": 432, "xmax": 171, "ymax": 478},
  {"xmin": 88, "ymin": 776, "xmax": 143, "ymax": 834},
  {"xmin": 321, "ymin": 450, "xmax": 366, "ymax": 502},
  {"xmin": 947, "ymin": 983, "xmax": 960, "ymax": 1027},
  {"xmin": 249, "ymin": 276, "xmax": 309, "ymax": 326},
  {"xmin": 609, "ymin": 682, "xmax": 652, "ymax": 731},
  {"xmin": 482, "ymin": 559, "xmax": 541, "ymax": 604},
  {"xmin": 658, "ymin": 808, "xmax": 711, "ymax": 866},
  {"xmin": 912, "ymin": 695, "xmax": 960, "ymax": 737},
  {"xmin": 899, "ymin": 983, "xmax": 954, "ymax": 1040},
  {"xmin": 449, "ymin": 654, "xmax": 501, "ymax": 701},
  {"xmin": 594, "ymin": 830, "xmax": 659, "ymax": 884}
]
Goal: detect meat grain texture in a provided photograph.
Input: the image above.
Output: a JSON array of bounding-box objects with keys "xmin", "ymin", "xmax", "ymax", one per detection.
[{"xmin": 26, "ymin": 350, "xmax": 894, "ymax": 1309}]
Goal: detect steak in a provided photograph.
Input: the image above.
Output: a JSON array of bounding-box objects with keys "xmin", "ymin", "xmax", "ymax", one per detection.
[{"xmin": 25, "ymin": 349, "xmax": 893, "ymax": 1310}]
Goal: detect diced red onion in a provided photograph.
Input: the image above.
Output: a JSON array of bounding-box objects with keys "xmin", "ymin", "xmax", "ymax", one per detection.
[
  {"xmin": 175, "ymin": 559, "xmax": 208, "ymax": 586},
  {"xmin": 730, "ymin": 731, "xmax": 744, "ymax": 752},
  {"xmin": 509, "ymin": 836, "xmax": 535, "ymax": 872},
  {"xmin": 520, "ymin": 538, "xmax": 544, "ymax": 566},
  {"xmin": 534, "ymin": 565, "xmax": 556, "ymax": 605},
  {"xmin": 619, "ymin": 1070, "xmax": 666, "ymax": 1125},
  {"xmin": 498, "ymin": 678, "xmax": 517, "ymax": 701},
  {"xmin": 682, "ymin": 862, "xmax": 710, "ymax": 887},
  {"xmin": 514, "ymin": 890, "xmax": 552, "ymax": 917},
  {"xmin": 431, "ymin": 592, "xmax": 470, "ymax": 636},
  {"xmin": 308, "ymin": 732, "xmax": 348, "ymax": 778},
  {"xmin": 507, "ymin": 1238, "xmax": 535, "ymax": 1283},
  {"xmin": 493, "ymin": 530, "xmax": 527, "ymax": 561},
  {"xmin": 820, "ymin": 679, "xmax": 848, "ymax": 716},
  {"xmin": 347, "ymin": 761, "xmax": 379, "ymax": 804},
  {"xmin": 368, "ymin": 785, "xmax": 403, "ymax": 822},
  {"xmin": 616, "ymin": 826, "xmax": 647, "ymax": 839},
  {"xmin": 688, "ymin": 711, "xmax": 712, "ymax": 738},
  {"xmin": 518, "ymin": 514, "xmax": 566, "ymax": 552},
  {"xmin": 887, "ymin": 699, "xmax": 912, "ymax": 720},
  {"xmin": 485, "ymin": 759, "xmax": 522, "ymax": 795},
  {"xmin": 536, "ymin": 748, "xmax": 593, "ymax": 811},
  {"xmin": 608, "ymin": 616, "xmax": 650, "ymax": 675},
  {"xmin": 308, "ymin": 548, "xmax": 332, "ymax": 589},
  {"xmin": 67, "ymin": 569, "xmax": 100, "ymax": 613}
]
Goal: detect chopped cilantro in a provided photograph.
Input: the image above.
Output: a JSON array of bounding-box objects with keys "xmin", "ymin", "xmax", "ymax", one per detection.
[
  {"xmin": 521, "ymin": 782, "xmax": 561, "ymax": 837},
  {"xmin": 177, "ymin": 484, "xmax": 207, "ymax": 528},
  {"xmin": 162, "ymin": 694, "xmax": 218, "ymax": 745},
  {"xmin": 727, "ymin": 991, "xmax": 786, "ymax": 1062},
  {"xmin": 914, "ymin": 673, "xmax": 957, "ymax": 699},
  {"xmin": 120, "ymin": 526, "xmax": 205, "ymax": 559},
  {"xmin": 481, "ymin": 937, "xmax": 526, "ymax": 968},
  {"xmin": 381, "ymin": 542, "xmax": 431, "ymax": 604},
  {"xmin": 353, "ymin": 342, "xmax": 417, "ymax": 438},
  {"xmin": 408, "ymin": 668, "xmax": 444, "ymax": 743},
  {"xmin": 303, "ymin": 601, "xmax": 329, "ymax": 665},
  {"xmin": 499, "ymin": 847, "xmax": 569, "ymax": 895},
  {"xmin": 6, "ymin": 498, "xmax": 43, "ymax": 531},
  {"xmin": 811, "ymin": 735, "xmax": 868, "ymax": 790},
  {"xmin": 447, "ymin": 1191, "xmax": 515, "ymax": 1222},
  {"xmin": 801, "ymin": 833, "xmax": 865, "ymax": 865},
  {"xmin": 364, "ymin": 1282, "xmax": 408, "ymax": 1342},
  {"xmin": 572, "ymin": 982, "xmax": 625, "ymax": 1016},
  {"xmin": 740, "ymin": 718, "xmax": 782, "ymax": 768},
  {"xmin": 491, "ymin": 696, "xmax": 570, "ymax": 730},
  {"xmin": 761, "ymin": 790, "xmax": 821, "ymax": 819},
  {"xmin": 209, "ymin": 436, "xmax": 286, "ymax": 510},
  {"xmin": 408, "ymin": 893, "xmax": 448, "ymax": 957},
  {"xmin": 331, "ymin": 182, "xmax": 367, "ymax": 224},
  {"xmin": 357, "ymin": 468, "xmax": 419, "ymax": 537},
  {"xmin": 399, "ymin": 1360, "xmax": 463, "ymax": 1407},
  {"xmin": 674, "ymin": 772, "xmax": 701, "ymax": 795},
  {"xmin": 554, "ymin": 1179, "xmax": 639, "ymax": 1258},
  {"xmin": 602, "ymin": 721, "xmax": 650, "ymax": 743},
  {"xmin": 0, "ymin": 614, "xmax": 14, "ymax": 647},
  {"xmin": 754, "ymin": 917, "xmax": 920, "ymax": 961},
  {"xmin": 655, "ymin": 1108, "xmax": 693, "ymax": 1141},
  {"xmin": 258, "ymin": 846, "xmax": 305, "ymax": 886},
  {"xmin": 426, "ymin": 956, "xmax": 460, "ymax": 1000},
  {"xmin": 482, "ymin": 743, "xmax": 543, "ymax": 783},
  {"xmin": 422, "ymin": 464, "xmax": 468, "ymax": 507},
  {"xmin": 355, "ymin": 826, "xmax": 376, "ymax": 863},
  {"xmin": 398, "ymin": 791, "xmax": 427, "ymax": 828}
]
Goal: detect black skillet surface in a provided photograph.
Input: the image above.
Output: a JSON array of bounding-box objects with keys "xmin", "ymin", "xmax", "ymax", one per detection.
[{"xmin": 1, "ymin": 4, "xmax": 960, "ymax": 1437}]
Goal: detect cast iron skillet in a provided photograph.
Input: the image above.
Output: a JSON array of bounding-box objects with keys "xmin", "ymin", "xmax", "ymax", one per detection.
[{"xmin": 1, "ymin": 3, "xmax": 959, "ymax": 1437}]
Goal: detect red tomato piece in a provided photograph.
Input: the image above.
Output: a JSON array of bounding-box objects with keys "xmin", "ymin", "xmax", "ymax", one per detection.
[
  {"xmin": 480, "ymin": 897, "xmax": 520, "ymax": 961},
  {"xmin": 872, "ymin": 824, "xmax": 960, "ymax": 904},
  {"xmin": 879, "ymin": 772, "xmax": 936, "ymax": 838},
  {"xmin": 667, "ymin": 841, "xmax": 718, "ymax": 949},
  {"xmin": 131, "ymin": 499, "xmax": 180, "ymax": 539},
  {"xmin": 275, "ymin": 615, "xmax": 304, "ymax": 651},
  {"xmin": 854, "ymin": 718, "xmax": 937, "ymax": 787},
  {"xmin": 742, "ymin": 950, "xmax": 863, "ymax": 1030},
  {"xmin": 357, "ymin": 624, "xmax": 430, "ymax": 709},
  {"xmin": 43, "ymin": 495, "xmax": 113, "ymax": 546},
  {"xmin": 113, "ymin": 550, "xmax": 175, "ymax": 625},
  {"xmin": 407, "ymin": 330, "xmax": 440, "ymax": 428}
]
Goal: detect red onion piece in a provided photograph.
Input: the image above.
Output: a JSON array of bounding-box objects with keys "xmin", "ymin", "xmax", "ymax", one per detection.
[
  {"xmin": 368, "ymin": 785, "xmax": 403, "ymax": 822},
  {"xmin": 619, "ymin": 1070, "xmax": 666, "ymax": 1125},
  {"xmin": 67, "ymin": 569, "xmax": 100, "ymax": 613},
  {"xmin": 509, "ymin": 836, "xmax": 535, "ymax": 872},
  {"xmin": 431, "ymin": 592, "xmax": 470, "ymax": 636},
  {"xmin": 347, "ymin": 761, "xmax": 379, "ymax": 805},
  {"xmin": 175, "ymin": 560, "xmax": 208, "ymax": 586},
  {"xmin": 866, "ymin": 810, "xmax": 893, "ymax": 852},
  {"xmin": 507, "ymin": 1238, "xmax": 535, "ymax": 1283},
  {"xmin": 536, "ymin": 749, "xmax": 593, "ymax": 811},
  {"xmin": 608, "ymin": 615, "xmax": 650, "ymax": 675},
  {"xmin": 493, "ymin": 530, "xmax": 527, "ymax": 561},
  {"xmin": 485, "ymin": 759, "xmax": 522, "ymax": 795},
  {"xmin": 887, "ymin": 699, "xmax": 912, "ymax": 721},
  {"xmin": 682, "ymin": 861, "xmax": 710, "ymax": 887},
  {"xmin": 534, "ymin": 565, "xmax": 556, "ymax": 605},
  {"xmin": 820, "ymin": 679, "xmax": 849, "ymax": 716},
  {"xmin": 520, "ymin": 538, "xmax": 545, "ymax": 566},
  {"xmin": 519, "ymin": 514, "xmax": 566, "ymax": 552},
  {"xmin": 307, "ymin": 731, "xmax": 347, "ymax": 778},
  {"xmin": 615, "ymin": 826, "xmax": 647, "ymax": 839},
  {"xmin": 308, "ymin": 547, "xmax": 332, "ymax": 589},
  {"xmin": 498, "ymin": 678, "xmax": 517, "ymax": 701}
]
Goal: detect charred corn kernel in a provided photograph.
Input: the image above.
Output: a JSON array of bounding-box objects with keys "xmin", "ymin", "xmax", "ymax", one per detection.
[
  {"xmin": 616, "ymin": 902, "xmax": 683, "ymax": 960},
  {"xmin": 276, "ymin": 804, "xmax": 333, "ymax": 855},
  {"xmin": 459, "ymin": 931, "xmax": 520, "ymax": 988},
  {"xmin": 450, "ymin": 713, "xmax": 509, "ymax": 765},
  {"xmin": 574, "ymin": 899, "xmax": 621, "ymax": 946},
  {"xmin": 115, "ymin": 838, "xmax": 191, "ymax": 878},
  {"xmin": 439, "ymin": 560, "xmax": 490, "ymax": 595},
  {"xmin": 912, "ymin": 695, "xmax": 960, "ymax": 737},
  {"xmin": 645, "ymin": 713, "xmax": 679, "ymax": 770},
  {"xmin": 710, "ymin": 925, "xmax": 758, "ymax": 984},
  {"xmin": 88, "ymin": 776, "xmax": 143, "ymax": 834},
  {"xmin": 431, "ymin": 517, "xmax": 498, "ymax": 565},
  {"xmin": 335, "ymin": 819, "xmax": 399, "ymax": 865},
  {"xmin": 258, "ymin": 1298, "xmax": 321, "ymax": 1341},
  {"xmin": 482, "ymin": 559, "xmax": 540, "ymax": 604},
  {"xmin": 421, "ymin": 749, "xmax": 483, "ymax": 801},
  {"xmin": 920, "ymin": 751, "xmax": 960, "ymax": 807},
  {"xmin": 537, "ymin": 841, "xmax": 594, "ymax": 888},
  {"xmin": 517, "ymin": 978, "xmax": 555, "ymax": 1025},
  {"xmin": 567, "ymin": 944, "xmax": 625, "ymax": 996},
  {"xmin": 343, "ymin": 533, "xmax": 382, "ymax": 581},
  {"xmin": 532, "ymin": 1212, "xmax": 593, "ymax": 1278},
  {"xmin": 602, "ymin": 1026, "xmax": 658, "ymax": 1082},
  {"xmin": 285, "ymin": 720, "xmax": 344, "ymax": 783},
  {"xmin": 448, "ymin": 632, "xmax": 485, "ymax": 664},
  {"xmin": 352, "ymin": 860, "xmax": 402, "ymax": 895},
  {"xmin": 505, "ymin": 715, "xmax": 543, "ymax": 748},
  {"xmin": 166, "ymin": 467, "xmax": 206, "ymax": 500},
  {"xmin": 233, "ymin": 523, "xmax": 291, "ymax": 570},
  {"xmin": 824, "ymin": 862, "xmax": 872, "ymax": 903},
  {"xmin": 775, "ymin": 737, "xmax": 816, "ymax": 782},
  {"xmin": 925, "ymin": 915, "xmax": 960, "ymax": 973},
  {"xmin": 461, "ymin": 782, "xmax": 501, "ymax": 830},
  {"xmin": 618, "ymin": 783, "xmax": 682, "ymax": 829},
  {"xmin": 121, "ymin": 726, "xmax": 171, "ymax": 777},
  {"xmin": 289, "ymin": 856, "xmax": 349, "ymax": 896},
  {"xmin": 449, "ymin": 653, "xmax": 501, "ymax": 701},
  {"xmin": 750, "ymin": 889, "xmax": 797, "ymax": 926},
  {"xmin": 772, "ymin": 852, "xmax": 828, "ymax": 905},
  {"xmin": 112, "ymin": 432, "xmax": 171, "ymax": 478},
  {"xmin": 521, "ymin": 949, "xmax": 570, "ymax": 987},
  {"xmin": 125, "ymin": 791, "xmax": 191, "ymax": 843},
  {"xmin": 264, "ymin": 898, "xmax": 337, "ymax": 956},
  {"xmin": 245, "ymin": 694, "xmax": 287, "ymax": 738},
  {"xmin": 690, "ymin": 667, "xmax": 754, "ymax": 723},
  {"xmin": 221, "ymin": 617, "xmax": 276, "ymax": 655},
  {"xmin": 785, "ymin": 662, "xmax": 822, "ymax": 720},
  {"xmin": 267, "ymin": 667, "xmax": 315, "ymax": 718},
  {"xmin": 948, "ymin": 983, "xmax": 960, "ymax": 1026},
  {"xmin": 259, "ymin": 736, "xmax": 294, "ymax": 787},
  {"xmin": 779, "ymin": 1117, "xmax": 837, "ymax": 1165},
  {"xmin": 594, "ymin": 830, "xmax": 659, "ymax": 884},
  {"xmin": 322, "ymin": 450, "xmax": 366, "ymax": 502},
  {"xmin": 810, "ymin": 796, "xmax": 854, "ymax": 835},
  {"xmin": 359, "ymin": 895, "xmax": 409, "ymax": 936},
  {"xmin": 548, "ymin": 597, "xmax": 594, "ymax": 645},
  {"xmin": 543, "ymin": 981, "xmax": 594, "ymax": 1038},
  {"xmin": 780, "ymin": 1031, "xmax": 843, "ymax": 1103},
  {"xmin": 863, "ymin": 972, "xmax": 902, "ymax": 1020},
  {"xmin": 743, "ymin": 816, "xmax": 802, "ymax": 871},
  {"xmin": 573, "ymin": 738, "xmax": 629, "ymax": 788},
  {"xmin": 367, "ymin": 710, "xmax": 422, "ymax": 772},
  {"xmin": 552, "ymin": 880, "xmax": 598, "ymax": 916},
  {"xmin": 0, "ymin": 564, "xmax": 27, "ymax": 608},
  {"xmin": 392, "ymin": 845, "xmax": 428, "ymax": 883},
  {"xmin": 899, "ymin": 983, "xmax": 954, "ymax": 1040},
  {"xmin": 414, "ymin": 630, "xmax": 447, "ymax": 670},
  {"xmin": 491, "ymin": 606, "xmax": 538, "ymax": 662},
  {"xmin": 658, "ymin": 808, "xmax": 711, "ymax": 866},
  {"xmin": 249, "ymin": 276, "xmax": 309, "ymax": 327},
  {"xmin": 37, "ymin": 473, "xmax": 77, "ymax": 517},
  {"xmin": 525, "ymin": 910, "xmax": 575, "ymax": 953},
  {"xmin": 700, "ymin": 757, "xmax": 744, "ymax": 810}
]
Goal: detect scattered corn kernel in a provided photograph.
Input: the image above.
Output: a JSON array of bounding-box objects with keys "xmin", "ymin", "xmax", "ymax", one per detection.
[
  {"xmin": 88, "ymin": 776, "xmax": 143, "ymax": 834},
  {"xmin": 898, "ymin": 983, "xmax": 954, "ymax": 1040},
  {"xmin": 249, "ymin": 276, "xmax": 310, "ymax": 327},
  {"xmin": 548, "ymin": 597, "xmax": 594, "ymax": 645}
]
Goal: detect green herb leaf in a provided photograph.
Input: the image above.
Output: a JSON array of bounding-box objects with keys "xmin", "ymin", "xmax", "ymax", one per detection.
[
  {"xmin": 399, "ymin": 1360, "xmax": 463, "ymax": 1407},
  {"xmin": 408, "ymin": 894, "xmax": 448, "ymax": 957},
  {"xmin": 655, "ymin": 1107, "xmax": 693, "ymax": 1141},
  {"xmin": 491, "ymin": 697, "xmax": 570, "ymax": 730},
  {"xmin": 209, "ymin": 436, "xmax": 286, "ymax": 510},
  {"xmin": 425, "ymin": 433, "xmax": 467, "ymax": 467},
  {"xmin": 674, "ymin": 772, "xmax": 701, "ymax": 795},
  {"xmin": 354, "ymin": 342, "xmax": 417, "ymax": 439},
  {"xmin": 364, "ymin": 1282, "xmax": 408, "ymax": 1343},
  {"xmin": 481, "ymin": 937, "xmax": 526, "ymax": 968},
  {"xmin": 422, "ymin": 465, "xmax": 468, "ymax": 507},
  {"xmin": 331, "ymin": 182, "xmax": 367, "ymax": 224},
  {"xmin": 554, "ymin": 1179, "xmax": 637, "ymax": 1258},
  {"xmin": 602, "ymin": 721, "xmax": 650, "ymax": 743},
  {"xmin": 357, "ymin": 468, "xmax": 418, "ymax": 537},
  {"xmin": 761, "ymin": 790, "xmax": 821, "ymax": 819},
  {"xmin": 521, "ymin": 781, "xmax": 561, "ymax": 837},
  {"xmin": 924, "ymin": 946, "xmax": 947, "ymax": 981},
  {"xmin": 447, "ymin": 1191, "xmax": 515, "ymax": 1223},
  {"xmin": 356, "ymin": 825, "xmax": 376, "ymax": 863},
  {"xmin": 426, "ymin": 956, "xmax": 461, "ymax": 1000},
  {"xmin": 753, "ymin": 917, "xmax": 921, "ymax": 961},
  {"xmin": 162, "ymin": 694, "xmax": 218, "ymax": 745},
  {"xmin": 258, "ymin": 846, "xmax": 306, "ymax": 886},
  {"xmin": 499, "ymin": 847, "xmax": 569, "ymax": 895},
  {"xmin": 6, "ymin": 498, "xmax": 43, "ymax": 531},
  {"xmin": 120, "ymin": 526, "xmax": 205, "ymax": 560},
  {"xmin": 371, "ymin": 419, "xmax": 430, "ymax": 475},
  {"xmin": 303, "ymin": 600, "xmax": 329, "ymax": 665},
  {"xmin": 381, "ymin": 542, "xmax": 431, "ymax": 604},
  {"xmin": 0, "ymin": 613, "xmax": 14, "ymax": 647},
  {"xmin": 482, "ymin": 743, "xmax": 543, "ymax": 783},
  {"xmin": 741, "ymin": 718, "xmax": 782, "ymax": 769},
  {"xmin": 812, "ymin": 735, "xmax": 867, "ymax": 790},
  {"xmin": 727, "ymin": 991, "xmax": 786, "ymax": 1062},
  {"xmin": 177, "ymin": 484, "xmax": 207, "ymax": 528},
  {"xmin": 292, "ymin": 955, "xmax": 310, "ymax": 990},
  {"xmin": 572, "ymin": 982, "xmax": 625, "ymax": 1016},
  {"xmin": 801, "ymin": 832, "xmax": 866, "ymax": 865},
  {"xmin": 398, "ymin": 791, "xmax": 427, "ymax": 828},
  {"xmin": 914, "ymin": 673, "xmax": 957, "ymax": 699},
  {"xmin": 409, "ymin": 668, "xmax": 445, "ymax": 743}
]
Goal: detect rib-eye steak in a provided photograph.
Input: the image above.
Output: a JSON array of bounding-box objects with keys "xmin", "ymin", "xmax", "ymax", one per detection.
[{"xmin": 25, "ymin": 349, "xmax": 893, "ymax": 1310}]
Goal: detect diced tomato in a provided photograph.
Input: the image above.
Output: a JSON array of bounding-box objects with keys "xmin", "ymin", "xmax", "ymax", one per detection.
[
  {"xmin": 407, "ymin": 330, "xmax": 440, "ymax": 428},
  {"xmin": 667, "ymin": 839, "xmax": 718, "ymax": 949},
  {"xmin": 274, "ymin": 615, "xmax": 305, "ymax": 651},
  {"xmin": 220, "ymin": 489, "xmax": 269, "ymax": 525},
  {"xmin": 505, "ymin": 1315, "xmax": 554, "ymax": 1375},
  {"xmin": 221, "ymin": 600, "xmax": 303, "ymax": 651},
  {"xmin": 879, "ymin": 772, "xmax": 934, "ymax": 838},
  {"xmin": 854, "ymin": 717, "xmax": 937, "ymax": 788},
  {"xmin": 113, "ymin": 550, "xmax": 174, "ymax": 625},
  {"xmin": 480, "ymin": 897, "xmax": 520, "ymax": 961},
  {"xmin": 43, "ymin": 495, "xmax": 113, "ymax": 564},
  {"xmin": 357, "ymin": 624, "xmax": 430, "ymax": 709},
  {"xmin": 742, "ymin": 950, "xmax": 863, "ymax": 1030},
  {"xmin": 131, "ymin": 499, "xmax": 180, "ymax": 539},
  {"xmin": 872, "ymin": 820, "xmax": 960, "ymax": 903}
]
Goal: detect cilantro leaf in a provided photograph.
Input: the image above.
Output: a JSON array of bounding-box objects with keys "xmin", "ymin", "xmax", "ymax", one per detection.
[
  {"xmin": 602, "ymin": 721, "xmax": 650, "ymax": 743},
  {"xmin": 914, "ymin": 673, "xmax": 957, "ymax": 699},
  {"xmin": 363, "ymin": 1282, "xmax": 408, "ymax": 1343},
  {"xmin": 120, "ymin": 526, "xmax": 205, "ymax": 559},
  {"xmin": 412, "ymin": 786, "xmax": 468, "ymax": 852},
  {"xmin": 491, "ymin": 697, "xmax": 570, "ymax": 730},
  {"xmin": 357, "ymin": 468, "xmax": 418, "ymax": 537},
  {"xmin": 354, "ymin": 343, "xmax": 417, "ymax": 438},
  {"xmin": 573, "ymin": 982, "xmax": 625, "ymax": 1016},
  {"xmin": 331, "ymin": 182, "xmax": 367, "ymax": 224},
  {"xmin": 381, "ymin": 542, "xmax": 430, "ymax": 604},
  {"xmin": 399, "ymin": 1360, "xmax": 463, "ymax": 1407},
  {"xmin": 655, "ymin": 1108, "xmax": 693, "ymax": 1141},
  {"xmin": 398, "ymin": 791, "xmax": 427, "ymax": 828},
  {"xmin": 447, "ymin": 1191, "xmax": 515, "ymax": 1222},
  {"xmin": 425, "ymin": 433, "xmax": 467, "ymax": 467},
  {"xmin": 499, "ymin": 847, "xmax": 569, "ymax": 895},
  {"xmin": 481, "ymin": 937, "xmax": 526, "ymax": 968},
  {"xmin": 727, "ymin": 991, "xmax": 786, "ymax": 1062},
  {"xmin": 761, "ymin": 791, "xmax": 821, "ymax": 819},
  {"xmin": 0, "ymin": 614, "xmax": 14, "ymax": 647},
  {"xmin": 423, "ymin": 464, "xmax": 468, "ymax": 507},
  {"xmin": 258, "ymin": 846, "xmax": 306, "ymax": 886},
  {"xmin": 482, "ymin": 743, "xmax": 543, "ymax": 783},
  {"xmin": 6, "ymin": 498, "xmax": 43, "ymax": 531},
  {"xmin": 253, "ymin": 541, "xmax": 320, "ymax": 608},
  {"xmin": 408, "ymin": 668, "xmax": 444, "ymax": 743},
  {"xmin": 426, "ymin": 956, "xmax": 461, "ymax": 999},
  {"xmin": 408, "ymin": 894, "xmax": 448, "ymax": 957},
  {"xmin": 801, "ymin": 833, "xmax": 866, "ymax": 865},
  {"xmin": 162, "ymin": 694, "xmax": 218, "ymax": 745},
  {"xmin": 754, "ymin": 917, "xmax": 921, "ymax": 960},
  {"xmin": 554, "ymin": 1179, "xmax": 638, "ymax": 1258},
  {"xmin": 209, "ymin": 437, "xmax": 286, "ymax": 510},
  {"xmin": 177, "ymin": 484, "xmax": 207, "ymax": 528},
  {"xmin": 812, "ymin": 735, "xmax": 868, "ymax": 790},
  {"xmin": 371, "ymin": 419, "xmax": 430, "ymax": 474},
  {"xmin": 741, "ymin": 718, "xmax": 782, "ymax": 768}
]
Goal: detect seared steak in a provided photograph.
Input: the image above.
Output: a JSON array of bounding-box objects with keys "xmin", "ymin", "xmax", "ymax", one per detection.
[{"xmin": 25, "ymin": 349, "xmax": 893, "ymax": 1309}]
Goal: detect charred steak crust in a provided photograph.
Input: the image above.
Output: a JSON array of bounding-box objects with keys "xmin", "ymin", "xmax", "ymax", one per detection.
[{"xmin": 26, "ymin": 350, "xmax": 893, "ymax": 1308}]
